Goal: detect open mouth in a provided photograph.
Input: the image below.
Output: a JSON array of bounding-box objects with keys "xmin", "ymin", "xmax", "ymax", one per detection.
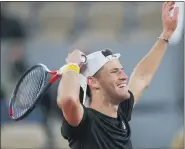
[{"xmin": 118, "ymin": 84, "xmax": 127, "ymax": 88}]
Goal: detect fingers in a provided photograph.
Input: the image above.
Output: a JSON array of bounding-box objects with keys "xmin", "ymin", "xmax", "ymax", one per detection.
[
  {"xmin": 167, "ymin": 2, "xmax": 175, "ymax": 12},
  {"xmin": 162, "ymin": 1, "xmax": 177, "ymax": 19},
  {"xmin": 169, "ymin": 5, "xmax": 175, "ymax": 11},
  {"xmin": 162, "ymin": 2, "xmax": 169, "ymax": 17},
  {"xmin": 163, "ymin": 2, "xmax": 174, "ymax": 9},
  {"xmin": 168, "ymin": 1, "xmax": 175, "ymax": 6},
  {"xmin": 163, "ymin": 1, "xmax": 175, "ymax": 11},
  {"xmin": 65, "ymin": 58, "xmax": 69, "ymax": 63},
  {"xmin": 68, "ymin": 49, "xmax": 85, "ymax": 61},
  {"xmin": 163, "ymin": 2, "xmax": 167, "ymax": 11},
  {"xmin": 68, "ymin": 49, "xmax": 79, "ymax": 56},
  {"xmin": 71, "ymin": 49, "xmax": 85, "ymax": 57},
  {"xmin": 168, "ymin": 4, "xmax": 175, "ymax": 12},
  {"xmin": 162, "ymin": 2, "xmax": 167, "ymax": 15},
  {"xmin": 172, "ymin": 7, "xmax": 179, "ymax": 21}
]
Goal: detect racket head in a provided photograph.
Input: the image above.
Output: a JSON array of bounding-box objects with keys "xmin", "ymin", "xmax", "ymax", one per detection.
[{"xmin": 9, "ymin": 64, "xmax": 51, "ymax": 121}]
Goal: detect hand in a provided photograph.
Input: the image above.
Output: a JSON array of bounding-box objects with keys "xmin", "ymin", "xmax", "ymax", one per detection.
[
  {"xmin": 66, "ymin": 49, "xmax": 84, "ymax": 66},
  {"xmin": 161, "ymin": 2, "xmax": 179, "ymax": 39}
]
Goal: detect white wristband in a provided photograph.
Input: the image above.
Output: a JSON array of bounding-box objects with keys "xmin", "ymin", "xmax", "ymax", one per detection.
[{"xmin": 57, "ymin": 65, "xmax": 67, "ymax": 76}]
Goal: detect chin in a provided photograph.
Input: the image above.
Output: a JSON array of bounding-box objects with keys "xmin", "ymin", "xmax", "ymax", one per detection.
[
  {"xmin": 119, "ymin": 91, "xmax": 130, "ymax": 100},
  {"xmin": 124, "ymin": 92, "xmax": 131, "ymax": 99}
]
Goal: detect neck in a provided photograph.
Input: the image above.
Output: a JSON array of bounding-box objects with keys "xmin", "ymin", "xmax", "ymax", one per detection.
[{"xmin": 90, "ymin": 91, "xmax": 119, "ymax": 118}]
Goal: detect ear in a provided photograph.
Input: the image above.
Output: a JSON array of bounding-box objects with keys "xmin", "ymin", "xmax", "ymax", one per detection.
[{"xmin": 87, "ymin": 77, "xmax": 100, "ymax": 89}]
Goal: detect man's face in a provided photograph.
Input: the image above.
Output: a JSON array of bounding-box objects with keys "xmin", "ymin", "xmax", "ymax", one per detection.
[{"xmin": 98, "ymin": 59, "xmax": 130, "ymax": 103}]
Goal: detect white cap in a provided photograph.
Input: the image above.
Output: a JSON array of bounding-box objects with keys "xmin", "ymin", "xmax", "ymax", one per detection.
[{"xmin": 79, "ymin": 50, "xmax": 121, "ymax": 106}]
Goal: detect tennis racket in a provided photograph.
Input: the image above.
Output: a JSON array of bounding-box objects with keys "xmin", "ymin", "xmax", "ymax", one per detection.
[{"xmin": 9, "ymin": 55, "xmax": 87, "ymax": 121}]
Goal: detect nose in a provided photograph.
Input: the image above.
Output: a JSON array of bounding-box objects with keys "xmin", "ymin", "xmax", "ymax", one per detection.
[{"xmin": 118, "ymin": 68, "xmax": 128, "ymax": 80}]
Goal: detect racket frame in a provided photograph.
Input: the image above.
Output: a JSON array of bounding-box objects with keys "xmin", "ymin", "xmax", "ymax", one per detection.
[
  {"xmin": 9, "ymin": 54, "xmax": 87, "ymax": 120},
  {"xmin": 9, "ymin": 64, "xmax": 59, "ymax": 121}
]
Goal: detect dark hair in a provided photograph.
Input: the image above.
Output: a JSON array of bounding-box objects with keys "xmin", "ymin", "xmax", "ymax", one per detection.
[
  {"xmin": 79, "ymin": 49, "xmax": 113, "ymax": 103},
  {"xmin": 101, "ymin": 49, "xmax": 113, "ymax": 57}
]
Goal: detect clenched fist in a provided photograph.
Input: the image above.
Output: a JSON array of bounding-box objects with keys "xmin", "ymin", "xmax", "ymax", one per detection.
[{"xmin": 66, "ymin": 50, "xmax": 85, "ymax": 66}]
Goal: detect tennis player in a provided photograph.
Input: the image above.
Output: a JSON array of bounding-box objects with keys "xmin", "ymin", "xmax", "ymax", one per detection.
[{"xmin": 57, "ymin": 2, "xmax": 179, "ymax": 149}]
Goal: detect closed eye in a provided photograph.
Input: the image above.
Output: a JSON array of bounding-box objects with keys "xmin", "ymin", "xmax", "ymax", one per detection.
[
  {"xmin": 111, "ymin": 70, "xmax": 117, "ymax": 73},
  {"xmin": 110, "ymin": 68, "xmax": 124, "ymax": 74},
  {"xmin": 110, "ymin": 68, "xmax": 119, "ymax": 73}
]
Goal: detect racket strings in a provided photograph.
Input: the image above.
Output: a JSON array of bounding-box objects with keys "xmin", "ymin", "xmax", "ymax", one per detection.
[{"xmin": 12, "ymin": 66, "xmax": 47, "ymax": 118}]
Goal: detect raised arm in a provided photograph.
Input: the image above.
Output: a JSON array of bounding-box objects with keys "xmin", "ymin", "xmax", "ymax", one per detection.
[
  {"xmin": 128, "ymin": 2, "xmax": 179, "ymax": 104},
  {"xmin": 57, "ymin": 50, "xmax": 84, "ymax": 126}
]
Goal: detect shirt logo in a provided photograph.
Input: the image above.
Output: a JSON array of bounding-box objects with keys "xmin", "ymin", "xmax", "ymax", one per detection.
[{"xmin": 122, "ymin": 121, "xmax": 126, "ymax": 129}]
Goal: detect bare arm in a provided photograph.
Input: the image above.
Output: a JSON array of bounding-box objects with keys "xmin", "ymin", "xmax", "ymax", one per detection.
[
  {"xmin": 128, "ymin": 33, "xmax": 168, "ymax": 104},
  {"xmin": 128, "ymin": 2, "xmax": 178, "ymax": 104},
  {"xmin": 57, "ymin": 51, "xmax": 84, "ymax": 126}
]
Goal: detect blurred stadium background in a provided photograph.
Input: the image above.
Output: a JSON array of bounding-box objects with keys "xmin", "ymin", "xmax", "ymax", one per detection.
[{"xmin": 1, "ymin": 2, "xmax": 184, "ymax": 149}]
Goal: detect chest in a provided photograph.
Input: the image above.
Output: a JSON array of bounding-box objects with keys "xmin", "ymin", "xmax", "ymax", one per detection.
[{"xmin": 85, "ymin": 116, "xmax": 132, "ymax": 149}]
